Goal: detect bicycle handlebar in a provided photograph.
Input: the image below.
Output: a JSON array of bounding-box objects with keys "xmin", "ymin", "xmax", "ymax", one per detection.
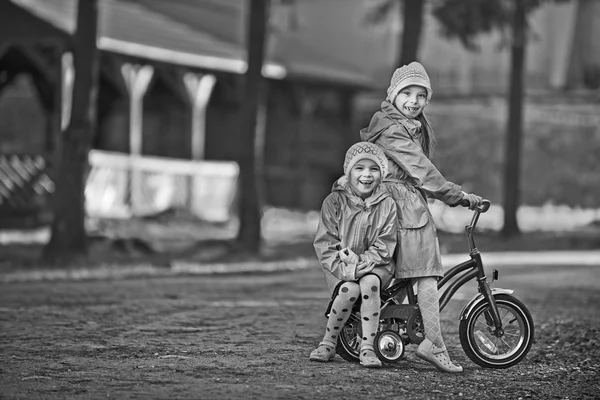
[
  {"xmin": 459, "ymin": 199, "xmax": 491, "ymax": 213},
  {"xmin": 464, "ymin": 200, "xmax": 490, "ymax": 246},
  {"xmin": 477, "ymin": 199, "xmax": 491, "ymax": 213}
]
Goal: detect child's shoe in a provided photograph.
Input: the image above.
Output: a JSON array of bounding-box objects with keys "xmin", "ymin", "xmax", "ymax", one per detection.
[
  {"xmin": 309, "ymin": 343, "xmax": 335, "ymax": 362},
  {"xmin": 359, "ymin": 345, "xmax": 382, "ymax": 368},
  {"xmin": 416, "ymin": 338, "xmax": 463, "ymax": 373}
]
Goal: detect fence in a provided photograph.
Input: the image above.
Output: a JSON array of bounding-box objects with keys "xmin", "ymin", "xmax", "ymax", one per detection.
[
  {"xmin": 0, "ymin": 154, "xmax": 54, "ymax": 227},
  {"xmin": 86, "ymin": 150, "xmax": 239, "ymax": 222}
]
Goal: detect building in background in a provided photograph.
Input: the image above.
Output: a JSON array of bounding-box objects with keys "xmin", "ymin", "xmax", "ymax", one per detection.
[
  {"xmin": 0, "ymin": 0, "xmax": 597, "ymax": 226},
  {"xmin": 0, "ymin": 0, "xmax": 391, "ymax": 224}
]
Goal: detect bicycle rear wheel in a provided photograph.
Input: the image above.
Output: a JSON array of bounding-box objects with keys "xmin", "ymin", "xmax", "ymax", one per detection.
[
  {"xmin": 336, "ymin": 312, "xmax": 361, "ymax": 363},
  {"xmin": 459, "ymin": 294, "xmax": 534, "ymax": 368}
]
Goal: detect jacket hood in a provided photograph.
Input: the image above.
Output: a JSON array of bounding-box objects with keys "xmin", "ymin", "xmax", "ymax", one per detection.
[
  {"xmin": 359, "ymin": 108, "xmax": 393, "ymax": 143},
  {"xmin": 332, "ymin": 175, "xmax": 389, "ymax": 207}
]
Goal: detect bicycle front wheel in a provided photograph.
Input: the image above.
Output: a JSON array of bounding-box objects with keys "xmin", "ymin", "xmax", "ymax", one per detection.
[{"xmin": 459, "ymin": 294, "xmax": 534, "ymax": 369}]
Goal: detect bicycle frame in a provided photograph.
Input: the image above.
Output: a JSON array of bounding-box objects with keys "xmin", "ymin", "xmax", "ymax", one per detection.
[
  {"xmin": 342, "ymin": 200, "xmax": 533, "ymax": 367},
  {"xmin": 437, "ymin": 201, "xmax": 504, "ymax": 334},
  {"xmin": 381, "ymin": 200, "xmax": 505, "ymax": 334}
]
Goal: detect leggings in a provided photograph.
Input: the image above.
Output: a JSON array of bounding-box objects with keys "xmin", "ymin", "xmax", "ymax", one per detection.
[{"xmin": 319, "ymin": 274, "xmax": 381, "ymax": 351}]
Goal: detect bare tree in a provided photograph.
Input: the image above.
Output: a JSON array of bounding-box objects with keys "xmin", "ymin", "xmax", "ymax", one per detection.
[
  {"xmin": 235, "ymin": 0, "xmax": 270, "ymax": 252},
  {"xmin": 367, "ymin": 0, "xmax": 426, "ymax": 65},
  {"xmin": 502, "ymin": 0, "xmax": 526, "ymax": 236},
  {"xmin": 43, "ymin": 0, "xmax": 100, "ymax": 263},
  {"xmin": 433, "ymin": 0, "xmax": 568, "ymax": 237},
  {"xmin": 398, "ymin": 0, "xmax": 425, "ymax": 65}
]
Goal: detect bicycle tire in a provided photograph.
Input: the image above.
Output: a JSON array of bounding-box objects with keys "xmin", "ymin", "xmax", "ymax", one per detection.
[
  {"xmin": 336, "ymin": 313, "xmax": 361, "ymax": 363},
  {"xmin": 459, "ymin": 294, "xmax": 534, "ymax": 369}
]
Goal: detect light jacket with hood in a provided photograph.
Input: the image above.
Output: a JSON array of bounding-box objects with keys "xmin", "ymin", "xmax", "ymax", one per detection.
[
  {"xmin": 313, "ymin": 176, "xmax": 397, "ymax": 293},
  {"xmin": 359, "ymin": 101, "xmax": 464, "ymax": 278},
  {"xmin": 360, "ymin": 101, "xmax": 463, "ymax": 230}
]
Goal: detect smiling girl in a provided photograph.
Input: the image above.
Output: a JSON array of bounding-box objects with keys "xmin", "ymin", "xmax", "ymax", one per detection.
[
  {"xmin": 310, "ymin": 142, "xmax": 398, "ymax": 368},
  {"xmin": 360, "ymin": 61, "xmax": 483, "ymax": 372}
]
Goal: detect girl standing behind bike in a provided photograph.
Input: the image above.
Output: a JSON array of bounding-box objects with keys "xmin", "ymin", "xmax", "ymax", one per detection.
[
  {"xmin": 310, "ymin": 142, "xmax": 398, "ymax": 368},
  {"xmin": 360, "ymin": 61, "xmax": 482, "ymax": 372}
]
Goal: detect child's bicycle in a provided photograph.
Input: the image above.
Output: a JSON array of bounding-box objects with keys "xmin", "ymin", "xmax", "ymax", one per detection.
[{"xmin": 335, "ymin": 200, "xmax": 534, "ymax": 369}]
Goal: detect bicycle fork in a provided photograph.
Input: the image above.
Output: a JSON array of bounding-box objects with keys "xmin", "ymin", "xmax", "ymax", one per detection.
[{"xmin": 461, "ymin": 252, "xmax": 507, "ymax": 337}]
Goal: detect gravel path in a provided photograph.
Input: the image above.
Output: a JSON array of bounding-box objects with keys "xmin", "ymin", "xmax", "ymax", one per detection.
[{"xmin": 1, "ymin": 263, "xmax": 599, "ymax": 399}]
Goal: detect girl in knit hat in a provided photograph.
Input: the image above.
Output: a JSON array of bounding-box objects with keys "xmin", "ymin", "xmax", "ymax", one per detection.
[
  {"xmin": 360, "ymin": 61, "xmax": 483, "ymax": 373},
  {"xmin": 310, "ymin": 142, "xmax": 398, "ymax": 368}
]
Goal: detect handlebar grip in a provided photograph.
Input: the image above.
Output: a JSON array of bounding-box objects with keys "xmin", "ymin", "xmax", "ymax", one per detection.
[
  {"xmin": 477, "ymin": 200, "xmax": 491, "ymax": 213},
  {"xmin": 460, "ymin": 199, "xmax": 491, "ymax": 213}
]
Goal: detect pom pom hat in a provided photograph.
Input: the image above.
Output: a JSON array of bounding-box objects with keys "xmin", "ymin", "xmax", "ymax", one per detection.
[
  {"xmin": 386, "ymin": 61, "xmax": 432, "ymax": 103},
  {"xmin": 343, "ymin": 142, "xmax": 388, "ymax": 179}
]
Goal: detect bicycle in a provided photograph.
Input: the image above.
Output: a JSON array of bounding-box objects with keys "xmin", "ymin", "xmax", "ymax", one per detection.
[{"xmin": 335, "ymin": 200, "xmax": 535, "ymax": 369}]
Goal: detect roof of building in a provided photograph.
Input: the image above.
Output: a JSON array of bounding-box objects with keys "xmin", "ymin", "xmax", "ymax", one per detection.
[
  {"xmin": 7, "ymin": 0, "xmax": 376, "ymax": 88},
  {"xmin": 0, "ymin": 1, "xmax": 70, "ymax": 43}
]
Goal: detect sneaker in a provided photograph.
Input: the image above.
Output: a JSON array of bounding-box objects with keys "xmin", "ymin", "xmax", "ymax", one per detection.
[{"xmin": 416, "ymin": 338, "xmax": 463, "ymax": 373}]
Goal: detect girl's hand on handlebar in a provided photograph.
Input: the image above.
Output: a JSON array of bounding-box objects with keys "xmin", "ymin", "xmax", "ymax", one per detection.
[{"xmin": 460, "ymin": 192, "xmax": 483, "ymax": 210}]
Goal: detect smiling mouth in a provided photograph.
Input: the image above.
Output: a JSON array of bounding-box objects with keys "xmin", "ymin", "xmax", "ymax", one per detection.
[
  {"xmin": 359, "ymin": 181, "xmax": 373, "ymax": 185},
  {"xmin": 404, "ymin": 106, "xmax": 419, "ymax": 113}
]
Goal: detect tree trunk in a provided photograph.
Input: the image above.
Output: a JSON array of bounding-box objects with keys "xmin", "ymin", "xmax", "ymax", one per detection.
[
  {"xmin": 235, "ymin": 0, "xmax": 269, "ymax": 252},
  {"xmin": 398, "ymin": 0, "xmax": 425, "ymax": 66},
  {"xmin": 501, "ymin": 0, "xmax": 526, "ymax": 237},
  {"xmin": 43, "ymin": 0, "xmax": 99, "ymax": 263}
]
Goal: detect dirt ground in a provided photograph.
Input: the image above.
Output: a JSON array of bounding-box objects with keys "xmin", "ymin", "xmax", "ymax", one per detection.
[
  {"xmin": 1, "ymin": 261, "xmax": 599, "ymax": 399},
  {"xmin": 1, "ymin": 212, "xmax": 599, "ymax": 399}
]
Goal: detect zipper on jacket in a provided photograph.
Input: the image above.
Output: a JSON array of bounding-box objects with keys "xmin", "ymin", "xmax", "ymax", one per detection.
[{"xmin": 352, "ymin": 204, "xmax": 368, "ymax": 254}]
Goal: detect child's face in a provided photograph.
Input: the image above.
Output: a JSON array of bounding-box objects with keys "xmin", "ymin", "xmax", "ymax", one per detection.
[
  {"xmin": 348, "ymin": 159, "xmax": 382, "ymax": 199},
  {"xmin": 394, "ymin": 85, "xmax": 428, "ymax": 119}
]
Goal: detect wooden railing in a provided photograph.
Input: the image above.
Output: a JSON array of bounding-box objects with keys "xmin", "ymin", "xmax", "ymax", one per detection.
[{"xmin": 86, "ymin": 150, "xmax": 239, "ymax": 222}]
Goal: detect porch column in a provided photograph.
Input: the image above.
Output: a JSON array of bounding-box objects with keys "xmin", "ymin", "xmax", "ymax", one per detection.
[
  {"xmin": 121, "ymin": 63, "xmax": 154, "ymax": 214},
  {"xmin": 47, "ymin": 47, "xmax": 69, "ymax": 178},
  {"xmin": 54, "ymin": 50, "xmax": 74, "ymax": 173},
  {"xmin": 60, "ymin": 52, "xmax": 75, "ymax": 132},
  {"xmin": 121, "ymin": 63, "xmax": 154, "ymax": 156},
  {"xmin": 183, "ymin": 73, "xmax": 216, "ymax": 211},
  {"xmin": 183, "ymin": 73, "xmax": 216, "ymax": 161}
]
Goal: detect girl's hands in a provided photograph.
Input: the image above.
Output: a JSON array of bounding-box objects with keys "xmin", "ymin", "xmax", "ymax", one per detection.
[
  {"xmin": 339, "ymin": 247, "xmax": 359, "ymax": 265},
  {"xmin": 461, "ymin": 191, "xmax": 483, "ymax": 210},
  {"xmin": 355, "ymin": 261, "xmax": 375, "ymax": 279},
  {"xmin": 339, "ymin": 247, "xmax": 373, "ymax": 279}
]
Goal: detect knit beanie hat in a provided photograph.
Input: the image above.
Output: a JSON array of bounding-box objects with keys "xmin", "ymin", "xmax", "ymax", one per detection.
[
  {"xmin": 386, "ymin": 61, "xmax": 432, "ymax": 103},
  {"xmin": 343, "ymin": 142, "xmax": 388, "ymax": 178}
]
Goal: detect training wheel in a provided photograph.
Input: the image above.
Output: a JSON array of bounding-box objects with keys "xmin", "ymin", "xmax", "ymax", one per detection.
[{"xmin": 374, "ymin": 330, "xmax": 405, "ymax": 363}]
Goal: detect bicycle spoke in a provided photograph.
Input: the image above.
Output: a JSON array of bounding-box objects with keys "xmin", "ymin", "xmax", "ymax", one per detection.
[
  {"xmin": 473, "ymin": 319, "xmax": 490, "ymax": 331},
  {"xmin": 499, "ymin": 337, "xmax": 515, "ymax": 351},
  {"xmin": 492, "ymin": 337, "xmax": 502, "ymax": 355},
  {"xmin": 502, "ymin": 331, "xmax": 521, "ymax": 338},
  {"xmin": 348, "ymin": 336, "xmax": 359, "ymax": 347}
]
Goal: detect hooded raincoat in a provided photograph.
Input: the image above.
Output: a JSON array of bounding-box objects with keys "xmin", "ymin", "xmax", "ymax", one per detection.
[
  {"xmin": 313, "ymin": 176, "xmax": 397, "ymax": 294},
  {"xmin": 360, "ymin": 101, "xmax": 463, "ymax": 279}
]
